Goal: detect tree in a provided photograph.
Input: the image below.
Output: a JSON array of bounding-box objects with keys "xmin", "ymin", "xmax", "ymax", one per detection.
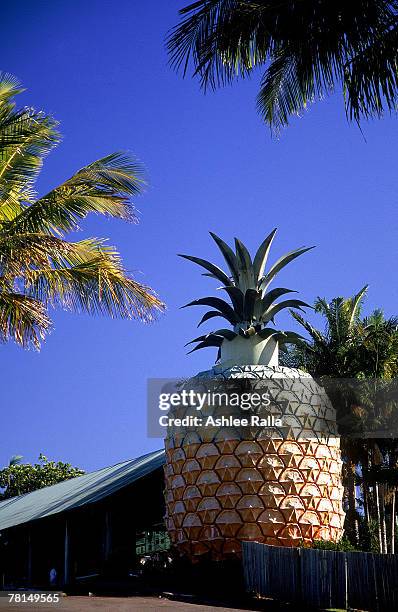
[
  {"xmin": 280, "ymin": 288, "xmax": 398, "ymax": 550},
  {"xmin": 0, "ymin": 454, "xmax": 84, "ymax": 499},
  {"xmin": 281, "ymin": 285, "xmax": 369, "ymax": 377},
  {"xmin": 356, "ymin": 310, "xmax": 398, "ymax": 379},
  {"xmin": 168, "ymin": 1, "xmax": 398, "ymax": 132},
  {"xmin": 0, "ymin": 73, "xmax": 164, "ymax": 349}
]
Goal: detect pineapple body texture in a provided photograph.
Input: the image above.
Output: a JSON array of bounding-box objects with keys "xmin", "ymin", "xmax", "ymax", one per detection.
[{"xmin": 164, "ymin": 365, "xmax": 345, "ymax": 560}]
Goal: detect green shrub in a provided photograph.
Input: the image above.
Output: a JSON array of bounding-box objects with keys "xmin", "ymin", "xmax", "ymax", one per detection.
[{"xmin": 311, "ymin": 538, "xmax": 357, "ymax": 552}]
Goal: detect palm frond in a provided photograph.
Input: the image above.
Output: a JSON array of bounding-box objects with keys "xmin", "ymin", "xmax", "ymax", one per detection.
[
  {"xmin": 256, "ymin": 49, "xmax": 304, "ymax": 133},
  {"xmin": 348, "ymin": 285, "xmax": 369, "ymax": 327},
  {"xmin": 168, "ymin": 0, "xmax": 269, "ymax": 89},
  {"xmin": 6, "ymin": 153, "xmax": 145, "ymax": 235},
  {"xmin": 0, "ymin": 233, "xmax": 73, "ymax": 276},
  {"xmin": 0, "ymin": 107, "xmax": 59, "ymax": 221},
  {"xmin": 0, "ymin": 290, "xmax": 51, "ymax": 349},
  {"xmin": 290, "ymin": 310, "xmax": 326, "ymax": 345},
  {"xmin": 0, "ymin": 73, "xmax": 24, "ymax": 103},
  {"xmin": 168, "ymin": 1, "xmax": 398, "ymax": 130},
  {"xmin": 8, "ymin": 455, "xmax": 23, "ymax": 466},
  {"xmin": 344, "ymin": 24, "xmax": 398, "ymax": 121},
  {"xmin": 24, "ymin": 239, "xmax": 164, "ymax": 322},
  {"xmin": 0, "ymin": 77, "xmax": 164, "ymax": 348}
]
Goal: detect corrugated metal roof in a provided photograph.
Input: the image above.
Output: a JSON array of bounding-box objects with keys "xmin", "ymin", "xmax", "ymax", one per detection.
[{"xmin": 0, "ymin": 449, "xmax": 165, "ymax": 532}]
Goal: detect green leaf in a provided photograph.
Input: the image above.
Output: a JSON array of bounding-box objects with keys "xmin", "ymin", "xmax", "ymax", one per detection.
[
  {"xmin": 276, "ymin": 331, "xmax": 306, "ymax": 345},
  {"xmin": 262, "ymin": 299, "xmax": 310, "ymax": 324},
  {"xmin": 182, "ymin": 296, "xmax": 239, "ymax": 324},
  {"xmin": 253, "ymin": 228, "xmax": 277, "ymax": 283},
  {"xmin": 260, "ymin": 246, "xmax": 315, "ymax": 292},
  {"xmin": 197, "ymin": 310, "xmax": 227, "ymax": 327},
  {"xmin": 167, "ymin": 2, "xmax": 398, "ymax": 131},
  {"xmin": 0, "ymin": 107, "xmax": 59, "ymax": 221},
  {"xmin": 186, "ymin": 329, "xmax": 236, "ymax": 345},
  {"xmin": 235, "ymin": 238, "xmax": 255, "ymax": 290},
  {"xmin": 7, "ymin": 153, "xmax": 145, "ymax": 235},
  {"xmin": 0, "ymin": 76, "xmax": 164, "ymax": 348},
  {"xmin": 185, "ymin": 334, "xmax": 208, "ymax": 346},
  {"xmin": 212, "ymin": 328, "xmax": 237, "ymax": 341},
  {"xmin": 348, "ymin": 285, "xmax": 369, "ymax": 327},
  {"xmin": 219, "ymin": 286, "xmax": 244, "ymax": 317},
  {"xmin": 0, "ymin": 453, "xmax": 84, "ymax": 498},
  {"xmin": 21, "ymin": 239, "xmax": 164, "ymax": 323},
  {"xmin": 290, "ymin": 310, "xmax": 326, "ymax": 345},
  {"xmin": 260, "ymin": 287, "xmax": 297, "ymax": 314},
  {"xmin": 178, "ymin": 253, "xmax": 232, "ymax": 286},
  {"xmin": 0, "ymin": 291, "xmax": 51, "ymax": 349},
  {"xmin": 243, "ymin": 288, "xmax": 259, "ymax": 321},
  {"xmin": 187, "ymin": 336, "xmax": 224, "ymax": 354},
  {"xmin": 258, "ymin": 328, "xmax": 280, "ymax": 340},
  {"xmin": 234, "ymin": 237, "xmax": 252, "ymax": 272},
  {"xmin": 209, "ymin": 231, "xmax": 239, "ymax": 282},
  {"xmin": 0, "ymin": 72, "xmax": 24, "ymax": 103}
]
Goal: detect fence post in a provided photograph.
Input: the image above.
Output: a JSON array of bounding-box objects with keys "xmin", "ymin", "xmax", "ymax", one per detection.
[
  {"xmin": 297, "ymin": 547, "xmax": 302, "ymax": 605},
  {"xmin": 344, "ymin": 553, "xmax": 348, "ymax": 611},
  {"xmin": 372, "ymin": 553, "xmax": 379, "ymax": 612}
]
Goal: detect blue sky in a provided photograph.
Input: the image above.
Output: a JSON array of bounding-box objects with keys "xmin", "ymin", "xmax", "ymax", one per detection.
[{"xmin": 1, "ymin": 1, "xmax": 397, "ymax": 471}]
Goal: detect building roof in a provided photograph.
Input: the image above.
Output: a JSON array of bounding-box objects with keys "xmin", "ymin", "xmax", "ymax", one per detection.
[{"xmin": 0, "ymin": 449, "xmax": 165, "ymax": 532}]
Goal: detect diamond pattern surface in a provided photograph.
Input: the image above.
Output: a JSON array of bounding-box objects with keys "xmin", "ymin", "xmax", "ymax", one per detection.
[{"xmin": 164, "ymin": 366, "xmax": 345, "ymax": 560}]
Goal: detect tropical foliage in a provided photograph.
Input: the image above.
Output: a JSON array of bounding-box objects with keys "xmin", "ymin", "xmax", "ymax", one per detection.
[
  {"xmin": 179, "ymin": 229, "xmax": 312, "ymax": 356},
  {"xmin": 0, "ymin": 454, "xmax": 84, "ymax": 499},
  {"xmin": 0, "ymin": 73, "xmax": 164, "ymax": 350},
  {"xmin": 281, "ymin": 287, "xmax": 398, "ymax": 552},
  {"xmin": 282, "ymin": 285, "xmax": 369, "ymax": 376},
  {"xmin": 282, "ymin": 286, "xmax": 398, "ymax": 380},
  {"xmin": 168, "ymin": 1, "xmax": 398, "ymax": 132}
]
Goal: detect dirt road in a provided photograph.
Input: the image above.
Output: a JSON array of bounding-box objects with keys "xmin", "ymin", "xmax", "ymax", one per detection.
[{"xmin": 0, "ymin": 595, "xmax": 254, "ymax": 611}]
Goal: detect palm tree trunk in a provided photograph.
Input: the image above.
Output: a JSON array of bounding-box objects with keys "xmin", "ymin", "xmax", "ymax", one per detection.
[
  {"xmin": 382, "ymin": 486, "xmax": 388, "ymax": 554},
  {"xmin": 392, "ymin": 491, "xmax": 396, "ymax": 554},
  {"xmin": 375, "ymin": 483, "xmax": 383, "ymax": 553},
  {"xmin": 346, "ymin": 461, "xmax": 359, "ymax": 545},
  {"xmin": 382, "ymin": 510, "xmax": 388, "ymax": 553},
  {"xmin": 363, "ymin": 480, "xmax": 370, "ymax": 524}
]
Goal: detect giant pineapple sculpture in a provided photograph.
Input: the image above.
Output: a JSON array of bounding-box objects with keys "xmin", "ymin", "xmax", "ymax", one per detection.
[{"xmin": 164, "ymin": 230, "xmax": 345, "ymax": 560}]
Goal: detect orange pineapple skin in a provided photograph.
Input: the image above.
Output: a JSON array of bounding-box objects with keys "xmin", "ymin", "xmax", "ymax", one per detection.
[{"xmin": 164, "ymin": 366, "xmax": 345, "ymax": 561}]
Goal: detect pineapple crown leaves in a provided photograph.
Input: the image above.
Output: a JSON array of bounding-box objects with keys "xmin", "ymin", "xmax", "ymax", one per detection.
[{"xmin": 179, "ymin": 229, "xmax": 314, "ymax": 354}]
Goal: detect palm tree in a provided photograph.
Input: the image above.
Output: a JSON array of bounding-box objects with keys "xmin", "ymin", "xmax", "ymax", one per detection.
[
  {"xmin": 282, "ymin": 288, "xmax": 398, "ymax": 550},
  {"xmin": 168, "ymin": 1, "xmax": 398, "ymax": 132},
  {"xmin": 282, "ymin": 285, "xmax": 369, "ymax": 377},
  {"xmin": 0, "ymin": 73, "xmax": 164, "ymax": 349},
  {"xmin": 357, "ymin": 310, "xmax": 398, "ymax": 379}
]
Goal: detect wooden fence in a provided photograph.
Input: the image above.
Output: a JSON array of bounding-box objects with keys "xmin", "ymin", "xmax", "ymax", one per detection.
[{"xmin": 242, "ymin": 541, "xmax": 398, "ymax": 611}]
